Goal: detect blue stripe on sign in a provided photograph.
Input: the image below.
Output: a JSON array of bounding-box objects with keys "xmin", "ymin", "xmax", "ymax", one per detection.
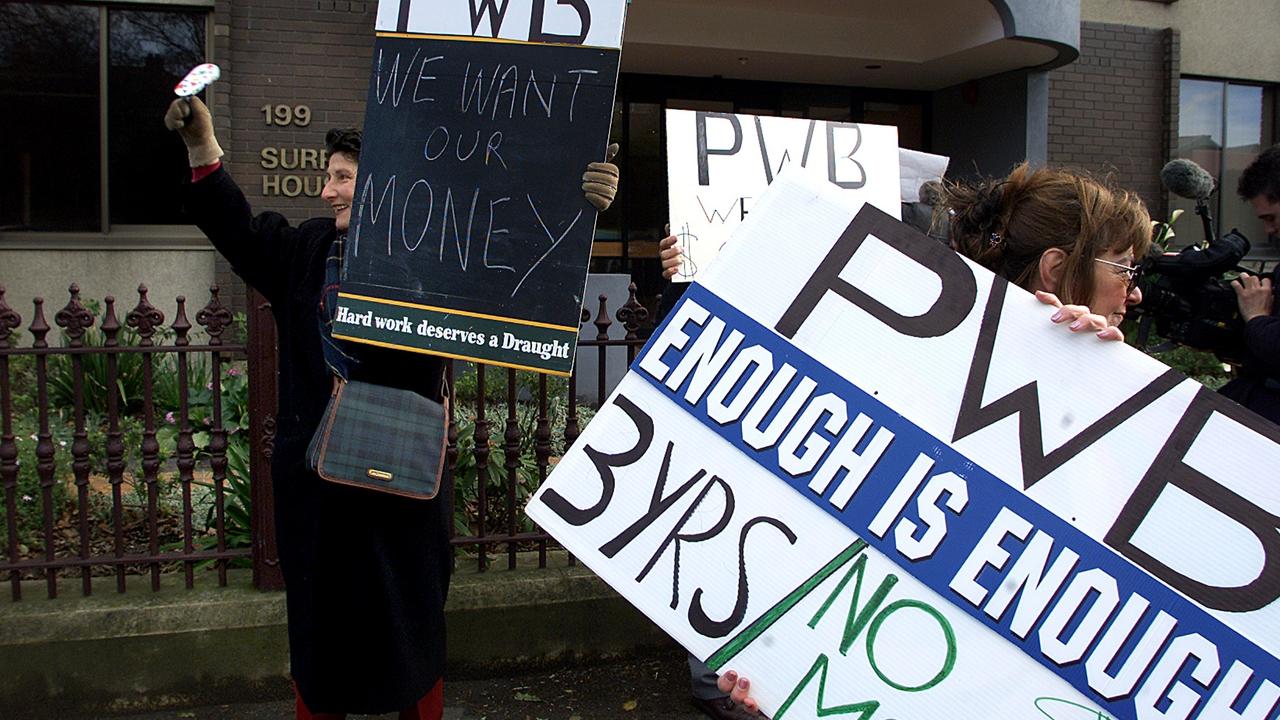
[{"xmin": 630, "ymin": 282, "xmax": 1278, "ymax": 720}]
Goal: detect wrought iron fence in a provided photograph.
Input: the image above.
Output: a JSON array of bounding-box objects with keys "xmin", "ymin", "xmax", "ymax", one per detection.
[
  {"xmin": 445, "ymin": 288, "xmax": 651, "ymax": 572},
  {"xmin": 0, "ymin": 283, "xmax": 247, "ymax": 601},
  {"xmin": 0, "ymin": 282, "xmax": 654, "ymax": 600}
]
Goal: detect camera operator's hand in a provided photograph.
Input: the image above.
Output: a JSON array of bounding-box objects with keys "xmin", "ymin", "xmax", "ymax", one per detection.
[
  {"xmin": 1231, "ymin": 272, "xmax": 1274, "ymax": 322},
  {"xmin": 1036, "ymin": 291, "xmax": 1124, "ymax": 341},
  {"xmin": 164, "ymin": 96, "xmax": 223, "ymax": 168}
]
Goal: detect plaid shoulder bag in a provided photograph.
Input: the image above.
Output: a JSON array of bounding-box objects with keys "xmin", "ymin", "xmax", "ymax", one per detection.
[
  {"xmin": 308, "ymin": 234, "xmax": 447, "ymax": 498},
  {"xmin": 305, "ymin": 378, "xmax": 448, "ymax": 499}
]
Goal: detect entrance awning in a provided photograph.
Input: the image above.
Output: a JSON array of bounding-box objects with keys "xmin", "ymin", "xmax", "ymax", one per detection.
[{"xmin": 621, "ymin": 0, "xmax": 1079, "ymax": 90}]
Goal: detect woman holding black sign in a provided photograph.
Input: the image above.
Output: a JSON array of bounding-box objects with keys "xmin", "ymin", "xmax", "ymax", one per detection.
[{"xmin": 164, "ymin": 95, "xmax": 662, "ymax": 719}]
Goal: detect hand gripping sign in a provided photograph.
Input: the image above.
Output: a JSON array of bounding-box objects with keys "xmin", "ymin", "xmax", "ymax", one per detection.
[{"xmin": 527, "ymin": 173, "xmax": 1280, "ymax": 720}]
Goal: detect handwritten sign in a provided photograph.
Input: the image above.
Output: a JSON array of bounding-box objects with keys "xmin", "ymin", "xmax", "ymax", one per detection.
[
  {"xmin": 527, "ymin": 173, "xmax": 1280, "ymax": 719},
  {"xmin": 334, "ymin": 0, "xmax": 628, "ymax": 375},
  {"xmin": 665, "ymin": 110, "xmax": 900, "ymax": 282}
]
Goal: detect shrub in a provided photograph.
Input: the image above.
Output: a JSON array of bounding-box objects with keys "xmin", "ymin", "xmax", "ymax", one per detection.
[
  {"xmin": 186, "ymin": 432, "xmax": 252, "ymax": 568},
  {"xmin": 7, "ymin": 414, "xmax": 72, "ymax": 547},
  {"xmin": 450, "ymin": 394, "xmax": 595, "ymax": 539}
]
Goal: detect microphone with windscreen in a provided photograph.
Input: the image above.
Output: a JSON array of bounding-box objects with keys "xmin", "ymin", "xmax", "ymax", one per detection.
[
  {"xmin": 1160, "ymin": 158, "xmax": 1216, "ymax": 246},
  {"xmin": 1160, "ymin": 159, "xmax": 1215, "ymax": 201}
]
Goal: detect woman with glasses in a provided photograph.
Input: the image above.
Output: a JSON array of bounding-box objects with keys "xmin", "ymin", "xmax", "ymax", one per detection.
[
  {"xmin": 659, "ymin": 164, "xmax": 1152, "ymax": 720},
  {"xmin": 944, "ymin": 163, "xmax": 1150, "ymax": 340}
]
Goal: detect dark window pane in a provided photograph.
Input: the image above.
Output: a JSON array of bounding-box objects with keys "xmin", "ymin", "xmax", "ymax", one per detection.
[
  {"xmin": 0, "ymin": 4, "xmax": 101, "ymax": 231},
  {"xmin": 595, "ymin": 99, "xmax": 624, "ymax": 238},
  {"xmin": 108, "ymin": 9, "xmax": 206, "ymax": 224},
  {"xmin": 625, "ymin": 102, "xmax": 665, "ymax": 237},
  {"xmin": 864, "ymin": 101, "xmax": 924, "ymax": 150}
]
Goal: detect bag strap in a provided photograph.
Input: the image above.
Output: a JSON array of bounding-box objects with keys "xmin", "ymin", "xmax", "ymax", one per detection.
[{"xmin": 318, "ymin": 234, "xmax": 357, "ymax": 381}]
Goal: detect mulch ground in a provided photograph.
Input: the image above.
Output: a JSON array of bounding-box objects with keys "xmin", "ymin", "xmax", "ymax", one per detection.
[
  {"xmin": 446, "ymin": 651, "xmax": 705, "ymax": 720},
  {"xmin": 86, "ymin": 652, "xmax": 709, "ymax": 720},
  {"xmin": 12, "ymin": 500, "xmax": 206, "ymax": 581}
]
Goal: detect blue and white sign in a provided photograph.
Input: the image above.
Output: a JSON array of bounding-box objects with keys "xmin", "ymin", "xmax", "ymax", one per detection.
[{"xmin": 527, "ymin": 174, "xmax": 1280, "ymax": 719}]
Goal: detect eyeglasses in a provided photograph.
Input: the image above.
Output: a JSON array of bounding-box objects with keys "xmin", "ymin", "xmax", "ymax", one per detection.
[{"xmin": 1094, "ymin": 258, "xmax": 1142, "ymax": 293}]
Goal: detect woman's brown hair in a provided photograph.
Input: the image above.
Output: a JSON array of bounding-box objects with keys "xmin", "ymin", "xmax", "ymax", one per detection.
[{"xmin": 945, "ymin": 163, "xmax": 1152, "ymax": 305}]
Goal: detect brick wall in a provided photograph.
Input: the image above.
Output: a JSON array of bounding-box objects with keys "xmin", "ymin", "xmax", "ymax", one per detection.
[
  {"xmin": 1047, "ymin": 23, "xmax": 1178, "ymax": 218},
  {"xmin": 212, "ymin": 0, "xmax": 377, "ymax": 314}
]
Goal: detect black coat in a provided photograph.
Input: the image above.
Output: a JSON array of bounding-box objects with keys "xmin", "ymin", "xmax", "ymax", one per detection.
[
  {"xmin": 186, "ymin": 167, "xmax": 452, "ymax": 714},
  {"xmin": 1220, "ymin": 313, "xmax": 1280, "ymax": 425}
]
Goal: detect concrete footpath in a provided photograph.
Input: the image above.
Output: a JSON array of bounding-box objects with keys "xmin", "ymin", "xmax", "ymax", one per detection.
[
  {"xmin": 1, "ymin": 553, "xmax": 696, "ymax": 719},
  {"xmin": 67, "ymin": 652, "xmax": 708, "ymax": 719}
]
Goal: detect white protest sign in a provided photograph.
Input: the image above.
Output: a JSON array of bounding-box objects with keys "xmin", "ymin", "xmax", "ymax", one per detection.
[
  {"xmin": 527, "ymin": 173, "xmax": 1280, "ymax": 719},
  {"xmin": 376, "ymin": 0, "xmax": 625, "ymax": 49},
  {"xmin": 665, "ymin": 110, "xmax": 899, "ymax": 282},
  {"xmin": 899, "ymin": 148, "xmax": 949, "ymax": 203}
]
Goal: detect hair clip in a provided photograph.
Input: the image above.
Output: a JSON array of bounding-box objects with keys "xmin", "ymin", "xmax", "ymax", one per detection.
[{"xmin": 988, "ymin": 232, "xmax": 1003, "ymax": 247}]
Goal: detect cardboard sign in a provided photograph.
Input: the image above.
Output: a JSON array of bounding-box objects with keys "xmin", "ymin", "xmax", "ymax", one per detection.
[
  {"xmin": 334, "ymin": 0, "xmax": 628, "ymax": 376},
  {"xmin": 899, "ymin": 148, "xmax": 948, "ymax": 203},
  {"xmin": 665, "ymin": 110, "xmax": 900, "ymax": 282},
  {"xmin": 527, "ymin": 173, "xmax": 1280, "ymax": 719}
]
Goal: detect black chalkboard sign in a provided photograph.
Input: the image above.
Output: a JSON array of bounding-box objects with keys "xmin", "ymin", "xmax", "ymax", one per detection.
[{"xmin": 334, "ymin": 0, "xmax": 626, "ymax": 376}]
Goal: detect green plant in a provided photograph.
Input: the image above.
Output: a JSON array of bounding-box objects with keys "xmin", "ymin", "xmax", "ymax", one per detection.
[
  {"xmin": 171, "ymin": 360, "xmax": 251, "ymax": 464},
  {"xmin": 7, "ymin": 414, "xmax": 73, "ymax": 547},
  {"xmin": 45, "ymin": 303, "xmax": 147, "ymax": 418},
  {"xmin": 162, "ymin": 355, "xmax": 255, "ymax": 567},
  {"xmin": 192, "ymin": 360, "xmax": 253, "ymax": 562},
  {"xmin": 450, "ymin": 409, "xmax": 539, "ymax": 538},
  {"xmin": 186, "ymin": 432, "xmax": 252, "ymax": 568},
  {"xmin": 151, "ymin": 351, "xmax": 213, "ymax": 417},
  {"xmin": 176, "ymin": 358, "xmax": 253, "ymax": 566},
  {"xmin": 448, "ymin": 394, "xmax": 595, "ymax": 539},
  {"xmin": 452, "ymin": 366, "xmax": 570, "ymax": 406},
  {"xmin": 1144, "ymin": 341, "xmax": 1231, "ymax": 390},
  {"xmin": 5, "ymin": 352, "xmax": 37, "ymax": 418},
  {"xmin": 1151, "ymin": 208, "xmax": 1185, "ymax": 252},
  {"xmin": 222, "ymin": 363, "xmax": 250, "ymax": 434},
  {"xmin": 41, "ymin": 307, "xmax": 246, "ymax": 434}
]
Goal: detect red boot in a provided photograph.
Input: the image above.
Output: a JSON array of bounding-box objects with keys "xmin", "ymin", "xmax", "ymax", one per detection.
[{"xmin": 399, "ymin": 679, "xmax": 444, "ymax": 720}]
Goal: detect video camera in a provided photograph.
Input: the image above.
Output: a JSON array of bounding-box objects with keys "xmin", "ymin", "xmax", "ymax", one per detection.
[
  {"xmin": 1131, "ymin": 159, "xmax": 1265, "ymax": 365},
  {"xmin": 1133, "ymin": 228, "xmax": 1251, "ymax": 364}
]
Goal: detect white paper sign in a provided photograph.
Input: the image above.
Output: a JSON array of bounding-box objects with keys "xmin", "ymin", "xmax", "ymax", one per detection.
[
  {"xmin": 528, "ymin": 173, "xmax": 1280, "ymax": 719},
  {"xmin": 665, "ymin": 110, "xmax": 900, "ymax": 282},
  {"xmin": 899, "ymin": 148, "xmax": 949, "ymax": 203}
]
